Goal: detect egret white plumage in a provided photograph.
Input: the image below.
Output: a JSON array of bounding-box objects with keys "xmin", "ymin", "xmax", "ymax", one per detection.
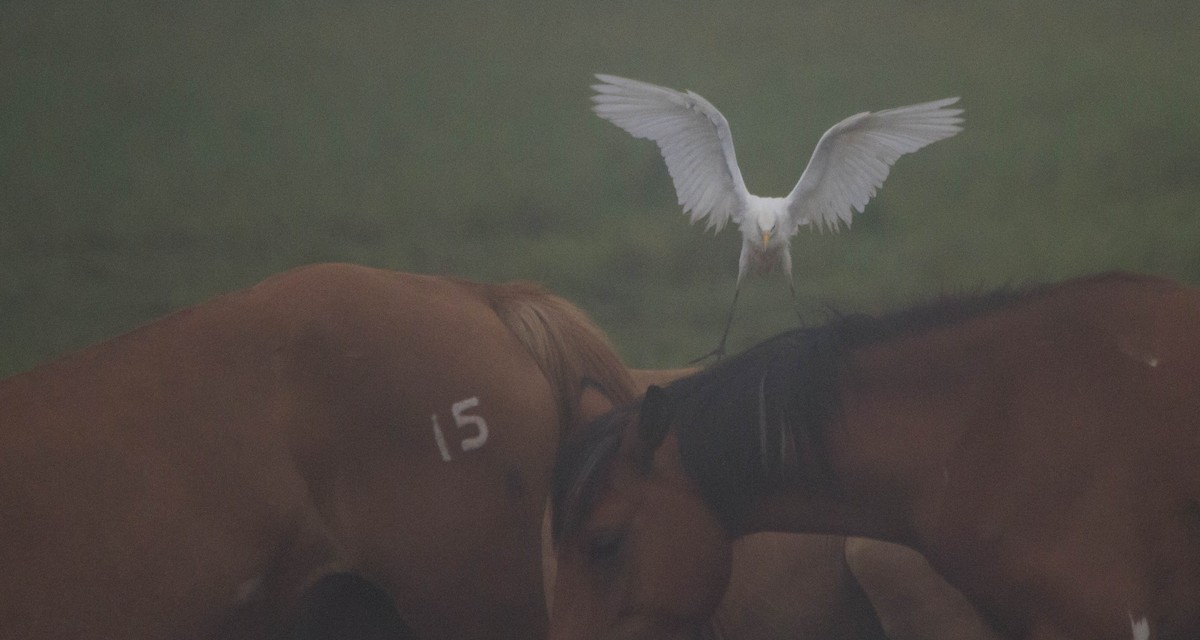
[{"xmin": 591, "ymin": 74, "xmax": 964, "ymax": 359}]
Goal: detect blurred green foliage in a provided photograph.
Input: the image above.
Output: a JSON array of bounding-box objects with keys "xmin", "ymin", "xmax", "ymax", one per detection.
[{"xmin": 2, "ymin": 0, "xmax": 1198, "ymax": 375}]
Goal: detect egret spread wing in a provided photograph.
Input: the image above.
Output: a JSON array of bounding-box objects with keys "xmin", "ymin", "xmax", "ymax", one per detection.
[
  {"xmin": 592, "ymin": 74, "xmax": 750, "ymax": 232},
  {"xmin": 784, "ymin": 97, "xmax": 963, "ymax": 232}
]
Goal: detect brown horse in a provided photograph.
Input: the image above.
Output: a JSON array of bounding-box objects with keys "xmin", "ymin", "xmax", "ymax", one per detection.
[
  {"xmin": 577, "ymin": 367, "xmax": 998, "ymax": 640},
  {"xmin": 0, "ymin": 262, "xmax": 637, "ymax": 639},
  {"xmin": 549, "ymin": 272, "xmax": 1200, "ymax": 640},
  {"xmin": 563, "ymin": 365, "xmax": 991, "ymax": 640}
]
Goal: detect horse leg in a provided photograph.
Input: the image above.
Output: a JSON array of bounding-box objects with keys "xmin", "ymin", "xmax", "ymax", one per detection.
[
  {"xmin": 843, "ymin": 537, "xmax": 1006, "ymax": 640},
  {"xmin": 286, "ymin": 573, "xmax": 418, "ymax": 640}
]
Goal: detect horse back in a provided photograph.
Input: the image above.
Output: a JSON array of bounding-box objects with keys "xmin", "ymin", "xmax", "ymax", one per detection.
[{"xmin": 852, "ymin": 272, "xmax": 1200, "ymax": 638}]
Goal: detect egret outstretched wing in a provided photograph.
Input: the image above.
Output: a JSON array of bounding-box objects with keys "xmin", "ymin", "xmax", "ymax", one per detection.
[
  {"xmin": 591, "ymin": 74, "xmax": 751, "ymax": 233},
  {"xmin": 784, "ymin": 97, "xmax": 963, "ymax": 232}
]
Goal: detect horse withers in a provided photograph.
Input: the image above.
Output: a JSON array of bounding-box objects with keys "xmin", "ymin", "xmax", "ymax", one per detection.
[
  {"xmin": 549, "ymin": 272, "xmax": 1200, "ymax": 640},
  {"xmin": 0, "ymin": 263, "xmax": 636, "ymax": 639}
]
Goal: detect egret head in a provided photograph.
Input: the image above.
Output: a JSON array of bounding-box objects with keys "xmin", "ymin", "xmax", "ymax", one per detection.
[{"xmin": 756, "ymin": 215, "xmax": 777, "ymax": 249}]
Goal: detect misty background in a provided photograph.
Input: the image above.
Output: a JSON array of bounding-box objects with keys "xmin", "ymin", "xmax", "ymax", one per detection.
[{"xmin": 3, "ymin": 0, "xmax": 1198, "ymax": 376}]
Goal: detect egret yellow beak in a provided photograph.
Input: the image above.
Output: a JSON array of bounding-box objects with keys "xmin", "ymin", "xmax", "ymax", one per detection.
[{"xmin": 761, "ymin": 232, "xmax": 771, "ymax": 249}]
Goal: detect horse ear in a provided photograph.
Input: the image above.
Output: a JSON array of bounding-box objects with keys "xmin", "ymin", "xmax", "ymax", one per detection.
[
  {"xmin": 577, "ymin": 378, "xmax": 616, "ymax": 427},
  {"xmin": 634, "ymin": 385, "xmax": 671, "ymax": 468}
]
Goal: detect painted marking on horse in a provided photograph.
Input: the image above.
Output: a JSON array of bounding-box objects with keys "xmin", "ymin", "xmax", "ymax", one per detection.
[
  {"xmin": 1118, "ymin": 337, "xmax": 1160, "ymax": 368},
  {"xmin": 431, "ymin": 414, "xmax": 453, "ymax": 461},
  {"xmin": 453, "ymin": 397, "xmax": 489, "ymax": 452},
  {"xmin": 430, "ymin": 396, "xmax": 490, "ymax": 462},
  {"xmin": 1129, "ymin": 613, "xmax": 1150, "ymax": 640}
]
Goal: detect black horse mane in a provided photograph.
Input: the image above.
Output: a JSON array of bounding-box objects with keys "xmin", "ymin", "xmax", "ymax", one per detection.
[{"xmin": 553, "ymin": 280, "xmax": 1075, "ymax": 539}]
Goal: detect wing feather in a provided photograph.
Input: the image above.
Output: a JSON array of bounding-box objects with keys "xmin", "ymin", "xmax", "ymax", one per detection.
[
  {"xmin": 785, "ymin": 97, "xmax": 963, "ymax": 232},
  {"xmin": 592, "ymin": 74, "xmax": 750, "ymax": 232}
]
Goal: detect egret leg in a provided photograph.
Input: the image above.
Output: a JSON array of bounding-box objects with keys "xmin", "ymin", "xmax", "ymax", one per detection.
[
  {"xmin": 689, "ymin": 283, "xmax": 741, "ymax": 364},
  {"xmin": 787, "ymin": 278, "xmax": 804, "ymax": 325}
]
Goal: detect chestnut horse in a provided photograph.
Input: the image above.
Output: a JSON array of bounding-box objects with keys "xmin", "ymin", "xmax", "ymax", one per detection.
[
  {"xmin": 567, "ymin": 366, "xmax": 999, "ymax": 640},
  {"xmin": 549, "ymin": 272, "xmax": 1200, "ymax": 640},
  {"xmin": 0, "ymin": 263, "xmax": 638, "ymax": 639}
]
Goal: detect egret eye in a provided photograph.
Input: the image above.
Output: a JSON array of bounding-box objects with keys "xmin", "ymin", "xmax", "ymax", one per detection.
[{"xmin": 585, "ymin": 528, "xmax": 625, "ymax": 566}]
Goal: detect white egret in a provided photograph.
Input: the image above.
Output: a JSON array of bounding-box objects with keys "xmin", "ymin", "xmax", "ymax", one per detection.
[{"xmin": 591, "ymin": 74, "xmax": 964, "ymax": 359}]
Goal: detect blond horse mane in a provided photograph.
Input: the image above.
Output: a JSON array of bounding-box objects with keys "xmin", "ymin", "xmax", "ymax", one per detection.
[{"xmin": 481, "ymin": 281, "xmax": 636, "ymax": 432}]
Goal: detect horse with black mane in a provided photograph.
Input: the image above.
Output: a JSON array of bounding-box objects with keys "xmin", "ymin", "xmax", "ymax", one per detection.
[{"xmin": 549, "ymin": 272, "xmax": 1200, "ymax": 640}]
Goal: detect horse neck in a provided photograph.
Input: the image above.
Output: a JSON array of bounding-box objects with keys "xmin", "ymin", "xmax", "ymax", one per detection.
[
  {"xmin": 482, "ymin": 282, "xmax": 636, "ymax": 431},
  {"xmin": 733, "ymin": 321, "xmax": 1007, "ymax": 547}
]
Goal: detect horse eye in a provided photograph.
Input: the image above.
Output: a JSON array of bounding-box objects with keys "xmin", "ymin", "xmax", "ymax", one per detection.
[{"xmin": 585, "ymin": 529, "xmax": 624, "ymax": 565}]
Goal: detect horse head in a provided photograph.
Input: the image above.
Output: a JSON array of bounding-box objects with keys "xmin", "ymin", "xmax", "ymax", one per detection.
[{"xmin": 547, "ymin": 388, "xmax": 732, "ymax": 640}]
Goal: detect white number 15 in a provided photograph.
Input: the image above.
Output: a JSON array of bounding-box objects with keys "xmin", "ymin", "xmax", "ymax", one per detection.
[{"xmin": 431, "ymin": 396, "xmax": 489, "ymax": 462}]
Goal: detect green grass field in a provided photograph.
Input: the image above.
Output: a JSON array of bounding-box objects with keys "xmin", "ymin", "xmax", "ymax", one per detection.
[{"xmin": 2, "ymin": 0, "xmax": 1198, "ymax": 376}]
